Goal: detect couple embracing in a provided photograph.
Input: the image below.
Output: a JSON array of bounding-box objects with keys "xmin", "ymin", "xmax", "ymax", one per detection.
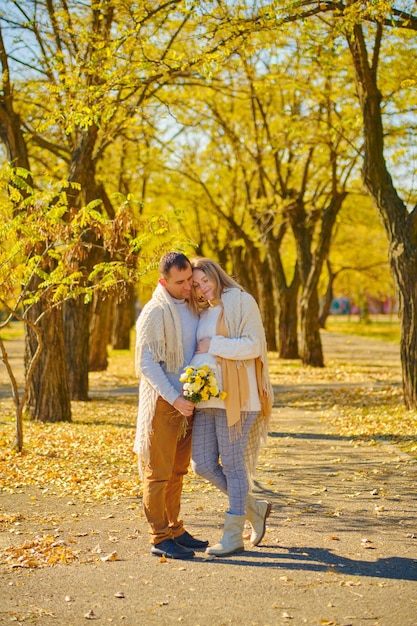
[{"xmin": 133, "ymin": 252, "xmax": 273, "ymax": 560}]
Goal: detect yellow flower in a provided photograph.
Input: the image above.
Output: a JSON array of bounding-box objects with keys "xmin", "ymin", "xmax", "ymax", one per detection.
[{"xmin": 179, "ymin": 364, "xmax": 226, "ymax": 404}]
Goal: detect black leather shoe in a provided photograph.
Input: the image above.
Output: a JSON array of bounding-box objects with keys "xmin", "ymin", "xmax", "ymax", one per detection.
[
  {"xmin": 175, "ymin": 531, "xmax": 209, "ymax": 551},
  {"xmin": 151, "ymin": 539, "xmax": 194, "ymax": 560}
]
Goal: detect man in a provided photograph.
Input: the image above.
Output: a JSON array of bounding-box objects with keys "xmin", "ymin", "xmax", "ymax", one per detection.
[{"xmin": 133, "ymin": 252, "xmax": 208, "ymax": 559}]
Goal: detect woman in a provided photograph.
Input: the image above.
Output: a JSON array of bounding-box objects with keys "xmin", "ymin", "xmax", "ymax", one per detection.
[{"xmin": 189, "ymin": 257, "xmax": 274, "ymax": 556}]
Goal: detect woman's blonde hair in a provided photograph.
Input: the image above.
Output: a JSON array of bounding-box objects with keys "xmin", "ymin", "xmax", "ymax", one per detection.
[{"xmin": 190, "ymin": 257, "xmax": 244, "ymax": 313}]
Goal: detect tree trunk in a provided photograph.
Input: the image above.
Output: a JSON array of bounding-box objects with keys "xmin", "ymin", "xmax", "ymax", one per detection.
[
  {"xmin": 300, "ymin": 287, "xmax": 324, "ymax": 367},
  {"xmin": 398, "ymin": 259, "xmax": 417, "ymax": 408},
  {"xmin": 112, "ymin": 285, "xmax": 135, "ymax": 350},
  {"xmin": 278, "ymin": 279, "xmax": 300, "ymax": 359},
  {"xmin": 229, "ymin": 244, "xmax": 253, "ymax": 294},
  {"xmin": 26, "ymin": 305, "xmax": 71, "ymax": 422},
  {"xmin": 0, "ymin": 26, "xmax": 30, "ymax": 173},
  {"xmin": 347, "ymin": 24, "xmax": 417, "ymax": 408},
  {"xmin": 258, "ymin": 259, "xmax": 277, "ymax": 351},
  {"xmin": 64, "ymin": 125, "xmax": 114, "ymax": 396},
  {"xmin": 288, "ymin": 199, "xmax": 323, "ymax": 366},
  {"xmin": 290, "ymin": 191, "xmax": 347, "ymax": 366},
  {"xmin": 266, "ymin": 236, "xmax": 300, "ymax": 359},
  {"xmin": 230, "ymin": 243, "xmax": 278, "ymax": 350},
  {"xmin": 89, "ymin": 294, "xmax": 112, "ymax": 371},
  {"xmin": 319, "ymin": 260, "xmax": 335, "ymax": 329},
  {"xmin": 64, "ymin": 297, "xmax": 90, "ymax": 400},
  {"xmin": 63, "ymin": 151, "xmax": 117, "ymax": 392}
]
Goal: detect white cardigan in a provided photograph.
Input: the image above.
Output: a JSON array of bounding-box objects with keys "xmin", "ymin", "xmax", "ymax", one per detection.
[{"xmin": 190, "ymin": 302, "xmax": 261, "ymax": 412}]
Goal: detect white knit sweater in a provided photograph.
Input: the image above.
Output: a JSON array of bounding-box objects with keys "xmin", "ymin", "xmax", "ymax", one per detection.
[{"xmin": 190, "ymin": 304, "xmax": 261, "ymax": 412}]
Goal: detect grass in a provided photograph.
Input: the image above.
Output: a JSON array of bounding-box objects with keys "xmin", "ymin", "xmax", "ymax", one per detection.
[
  {"xmin": 0, "ymin": 321, "xmax": 25, "ymax": 341},
  {"xmin": 324, "ymin": 314, "xmax": 400, "ymax": 343}
]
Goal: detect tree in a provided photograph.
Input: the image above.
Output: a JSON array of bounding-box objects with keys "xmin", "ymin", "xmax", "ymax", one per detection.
[
  {"xmin": 211, "ymin": 0, "xmax": 417, "ymax": 401},
  {"xmin": 0, "ymin": 23, "xmax": 71, "ymax": 420},
  {"xmin": 344, "ymin": 10, "xmax": 417, "ymax": 406},
  {"xmin": 271, "ymin": 0, "xmax": 417, "ymax": 401},
  {"xmin": 0, "ymin": 0, "xmax": 235, "ymax": 415},
  {"xmin": 3, "ymin": 0, "xmax": 417, "ymax": 409},
  {"xmin": 0, "ymin": 163, "xmax": 163, "ymax": 448},
  {"xmin": 0, "ymin": 169, "xmax": 97, "ymax": 444},
  {"xmin": 159, "ymin": 22, "xmax": 363, "ymax": 364}
]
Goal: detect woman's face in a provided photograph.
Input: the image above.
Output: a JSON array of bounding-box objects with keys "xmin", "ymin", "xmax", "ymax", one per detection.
[{"xmin": 192, "ymin": 269, "xmax": 217, "ymax": 303}]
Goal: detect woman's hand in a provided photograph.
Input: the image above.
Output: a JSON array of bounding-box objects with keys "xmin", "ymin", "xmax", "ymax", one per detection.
[{"xmin": 195, "ymin": 337, "xmax": 211, "ymax": 354}]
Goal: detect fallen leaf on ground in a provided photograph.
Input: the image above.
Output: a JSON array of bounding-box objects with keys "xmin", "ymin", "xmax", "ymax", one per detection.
[
  {"xmin": 101, "ymin": 550, "xmax": 118, "ymax": 562},
  {"xmin": 0, "ymin": 535, "xmax": 78, "ymax": 568}
]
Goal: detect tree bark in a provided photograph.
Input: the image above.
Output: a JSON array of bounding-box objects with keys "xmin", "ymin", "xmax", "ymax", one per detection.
[
  {"xmin": 26, "ymin": 304, "xmax": 71, "ymax": 422},
  {"xmin": 258, "ymin": 258, "xmax": 277, "ymax": 351},
  {"xmin": 230, "ymin": 243, "xmax": 278, "ymax": 350},
  {"xmin": 277, "ymin": 278, "xmax": 300, "ymax": 359},
  {"xmin": 64, "ymin": 126, "xmax": 114, "ymax": 396},
  {"xmin": 266, "ymin": 234, "xmax": 300, "ymax": 359},
  {"xmin": 319, "ymin": 260, "xmax": 335, "ymax": 329},
  {"xmin": 112, "ymin": 286, "xmax": 135, "ymax": 350},
  {"xmin": 64, "ymin": 297, "xmax": 90, "ymax": 401},
  {"xmin": 288, "ymin": 198, "xmax": 324, "ymax": 366},
  {"xmin": 300, "ymin": 288, "xmax": 324, "ymax": 367},
  {"xmin": 398, "ymin": 263, "xmax": 417, "ymax": 408},
  {"xmin": 290, "ymin": 190, "xmax": 347, "ymax": 366},
  {"xmin": 89, "ymin": 294, "xmax": 112, "ymax": 371}
]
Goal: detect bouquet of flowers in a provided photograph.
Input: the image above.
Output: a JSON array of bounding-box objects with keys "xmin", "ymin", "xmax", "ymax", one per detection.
[{"xmin": 179, "ymin": 364, "xmax": 227, "ymax": 404}]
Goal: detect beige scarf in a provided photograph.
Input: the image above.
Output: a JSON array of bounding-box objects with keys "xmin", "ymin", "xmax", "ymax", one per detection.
[
  {"xmin": 133, "ymin": 282, "xmax": 184, "ymax": 475},
  {"xmin": 216, "ymin": 289, "xmax": 273, "ymax": 442},
  {"xmin": 135, "ymin": 282, "xmax": 184, "ymax": 377},
  {"xmin": 216, "ymin": 306, "xmax": 249, "ymax": 433}
]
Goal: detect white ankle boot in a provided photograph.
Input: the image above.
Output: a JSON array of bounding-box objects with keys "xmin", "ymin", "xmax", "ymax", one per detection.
[
  {"xmin": 206, "ymin": 513, "xmax": 245, "ymax": 556},
  {"xmin": 246, "ymin": 495, "xmax": 272, "ymax": 546}
]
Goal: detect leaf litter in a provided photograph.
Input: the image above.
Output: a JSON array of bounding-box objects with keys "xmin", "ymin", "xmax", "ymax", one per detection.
[
  {"xmin": 268, "ymin": 353, "xmax": 417, "ymax": 458},
  {"xmin": 0, "ymin": 336, "xmax": 416, "ymax": 573}
]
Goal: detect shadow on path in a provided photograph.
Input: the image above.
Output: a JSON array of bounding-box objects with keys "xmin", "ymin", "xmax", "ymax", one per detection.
[
  {"xmin": 269, "ymin": 430, "xmax": 417, "ymax": 444},
  {"xmin": 202, "ymin": 546, "xmax": 417, "ymax": 581}
]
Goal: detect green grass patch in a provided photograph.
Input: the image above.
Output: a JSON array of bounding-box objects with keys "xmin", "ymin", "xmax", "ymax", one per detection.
[
  {"xmin": 325, "ymin": 314, "xmax": 400, "ymax": 343},
  {"xmin": 0, "ymin": 321, "xmax": 25, "ymax": 341}
]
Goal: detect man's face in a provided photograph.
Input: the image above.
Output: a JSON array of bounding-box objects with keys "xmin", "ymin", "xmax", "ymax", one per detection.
[{"xmin": 160, "ymin": 264, "xmax": 193, "ymax": 300}]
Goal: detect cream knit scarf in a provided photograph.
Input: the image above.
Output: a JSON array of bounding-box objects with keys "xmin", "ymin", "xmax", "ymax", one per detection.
[
  {"xmin": 219, "ymin": 288, "xmax": 274, "ymax": 485},
  {"xmin": 133, "ymin": 282, "xmax": 184, "ymax": 475},
  {"xmin": 135, "ymin": 282, "xmax": 184, "ymax": 377},
  {"xmin": 219, "ymin": 288, "xmax": 273, "ymax": 421}
]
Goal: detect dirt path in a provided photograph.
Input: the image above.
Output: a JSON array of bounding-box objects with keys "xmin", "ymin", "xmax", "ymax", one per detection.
[{"xmin": 1, "ymin": 331, "xmax": 416, "ymax": 625}]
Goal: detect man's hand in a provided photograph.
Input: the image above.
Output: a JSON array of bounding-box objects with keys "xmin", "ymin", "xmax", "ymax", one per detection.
[
  {"xmin": 195, "ymin": 337, "xmax": 210, "ymax": 354},
  {"xmin": 173, "ymin": 395, "xmax": 195, "ymax": 417}
]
